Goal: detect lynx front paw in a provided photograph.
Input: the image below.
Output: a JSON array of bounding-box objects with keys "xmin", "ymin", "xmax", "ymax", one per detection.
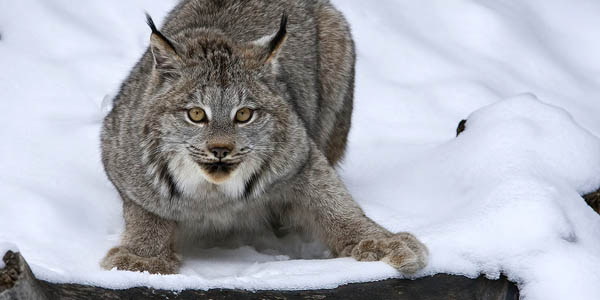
[
  {"xmin": 350, "ymin": 232, "xmax": 428, "ymax": 274},
  {"xmin": 100, "ymin": 246, "xmax": 180, "ymax": 275}
]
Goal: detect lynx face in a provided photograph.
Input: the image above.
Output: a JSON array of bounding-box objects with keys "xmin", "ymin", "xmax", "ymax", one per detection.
[
  {"xmin": 156, "ymin": 78, "xmax": 277, "ymax": 189},
  {"xmin": 141, "ymin": 15, "xmax": 289, "ymax": 199}
]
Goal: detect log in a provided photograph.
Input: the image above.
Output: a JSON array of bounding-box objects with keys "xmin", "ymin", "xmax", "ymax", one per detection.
[
  {"xmin": 0, "ymin": 251, "xmax": 47, "ymax": 300},
  {"xmin": 2, "ymin": 251, "xmax": 519, "ymax": 300}
]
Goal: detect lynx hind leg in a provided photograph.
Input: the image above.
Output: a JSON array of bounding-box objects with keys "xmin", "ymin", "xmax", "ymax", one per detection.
[
  {"xmin": 349, "ymin": 232, "xmax": 429, "ymax": 274},
  {"xmin": 315, "ymin": 2, "xmax": 355, "ymax": 165}
]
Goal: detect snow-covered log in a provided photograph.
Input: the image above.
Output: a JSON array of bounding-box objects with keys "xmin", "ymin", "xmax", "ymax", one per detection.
[{"xmin": 1, "ymin": 251, "xmax": 518, "ymax": 300}]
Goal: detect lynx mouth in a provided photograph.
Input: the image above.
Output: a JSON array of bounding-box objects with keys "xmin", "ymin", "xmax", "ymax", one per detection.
[
  {"xmin": 197, "ymin": 161, "xmax": 240, "ymax": 184},
  {"xmin": 199, "ymin": 161, "xmax": 240, "ymax": 172}
]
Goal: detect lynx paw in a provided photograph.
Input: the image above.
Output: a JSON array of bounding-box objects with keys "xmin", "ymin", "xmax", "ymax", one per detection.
[
  {"xmin": 100, "ymin": 246, "xmax": 180, "ymax": 275},
  {"xmin": 350, "ymin": 232, "xmax": 428, "ymax": 274}
]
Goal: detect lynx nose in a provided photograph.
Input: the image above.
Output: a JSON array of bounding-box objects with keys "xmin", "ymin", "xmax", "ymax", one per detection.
[{"xmin": 209, "ymin": 147, "xmax": 232, "ymax": 159}]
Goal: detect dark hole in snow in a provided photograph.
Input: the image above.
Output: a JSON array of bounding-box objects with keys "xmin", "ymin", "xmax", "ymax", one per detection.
[
  {"xmin": 456, "ymin": 119, "xmax": 467, "ymax": 136},
  {"xmin": 583, "ymin": 189, "xmax": 600, "ymax": 214}
]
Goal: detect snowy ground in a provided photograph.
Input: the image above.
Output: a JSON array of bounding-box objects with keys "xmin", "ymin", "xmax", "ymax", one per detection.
[{"xmin": 1, "ymin": 0, "xmax": 600, "ymax": 299}]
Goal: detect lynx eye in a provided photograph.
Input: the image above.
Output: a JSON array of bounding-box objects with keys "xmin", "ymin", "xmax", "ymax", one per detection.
[
  {"xmin": 235, "ymin": 107, "xmax": 254, "ymax": 123},
  {"xmin": 188, "ymin": 107, "xmax": 206, "ymax": 123}
]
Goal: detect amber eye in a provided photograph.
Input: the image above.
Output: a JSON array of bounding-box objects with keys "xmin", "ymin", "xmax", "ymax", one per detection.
[
  {"xmin": 235, "ymin": 107, "xmax": 254, "ymax": 123},
  {"xmin": 188, "ymin": 107, "xmax": 206, "ymax": 123}
]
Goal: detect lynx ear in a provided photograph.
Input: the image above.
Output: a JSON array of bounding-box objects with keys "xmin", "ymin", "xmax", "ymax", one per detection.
[
  {"xmin": 146, "ymin": 14, "xmax": 181, "ymax": 72},
  {"xmin": 246, "ymin": 13, "xmax": 288, "ymax": 67},
  {"xmin": 264, "ymin": 13, "xmax": 288, "ymax": 63}
]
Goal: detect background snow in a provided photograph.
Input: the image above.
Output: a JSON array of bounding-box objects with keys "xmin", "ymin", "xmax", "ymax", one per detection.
[{"xmin": 1, "ymin": 0, "xmax": 600, "ymax": 299}]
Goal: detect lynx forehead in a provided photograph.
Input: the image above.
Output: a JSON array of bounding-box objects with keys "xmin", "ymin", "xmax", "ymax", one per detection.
[{"xmin": 100, "ymin": 0, "xmax": 427, "ymax": 276}]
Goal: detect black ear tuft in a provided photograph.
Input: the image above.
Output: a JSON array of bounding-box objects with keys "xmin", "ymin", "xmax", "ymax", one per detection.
[
  {"xmin": 265, "ymin": 12, "xmax": 288, "ymax": 62},
  {"xmin": 269, "ymin": 13, "xmax": 287, "ymax": 55},
  {"xmin": 240, "ymin": 12, "xmax": 289, "ymax": 68},
  {"xmin": 145, "ymin": 13, "xmax": 158, "ymax": 33},
  {"xmin": 145, "ymin": 13, "xmax": 180, "ymax": 73},
  {"xmin": 145, "ymin": 13, "xmax": 178, "ymax": 55}
]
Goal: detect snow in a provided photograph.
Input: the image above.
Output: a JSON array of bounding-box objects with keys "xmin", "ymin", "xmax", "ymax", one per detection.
[{"xmin": 1, "ymin": 0, "xmax": 600, "ymax": 299}]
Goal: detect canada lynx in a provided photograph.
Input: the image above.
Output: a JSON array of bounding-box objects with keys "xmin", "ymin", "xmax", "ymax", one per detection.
[{"xmin": 100, "ymin": 0, "xmax": 428, "ymax": 275}]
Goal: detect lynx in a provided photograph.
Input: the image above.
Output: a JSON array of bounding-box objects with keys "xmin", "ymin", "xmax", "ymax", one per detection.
[{"xmin": 100, "ymin": 0, "xmax": 428, "ymax": 275}]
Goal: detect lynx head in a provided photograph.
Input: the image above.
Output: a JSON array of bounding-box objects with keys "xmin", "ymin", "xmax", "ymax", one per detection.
[{"xmin": 141, "ymin": 14, "xmax": 294, "ymax": 199}]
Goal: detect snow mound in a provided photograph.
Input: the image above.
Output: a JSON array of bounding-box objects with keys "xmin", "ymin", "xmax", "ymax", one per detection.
[
  {"xmin": 396, "ymin": 95, "xmax": 600, "ymax": 300},
  {"xmin": 1, "ymin": 0, "xmax": 600, "ymax": 299}
]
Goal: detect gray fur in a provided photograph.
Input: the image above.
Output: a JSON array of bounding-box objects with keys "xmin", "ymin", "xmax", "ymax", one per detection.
[{"xmin": 100, "ymin": 0, "xmax": 428, "ymax": 275}]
